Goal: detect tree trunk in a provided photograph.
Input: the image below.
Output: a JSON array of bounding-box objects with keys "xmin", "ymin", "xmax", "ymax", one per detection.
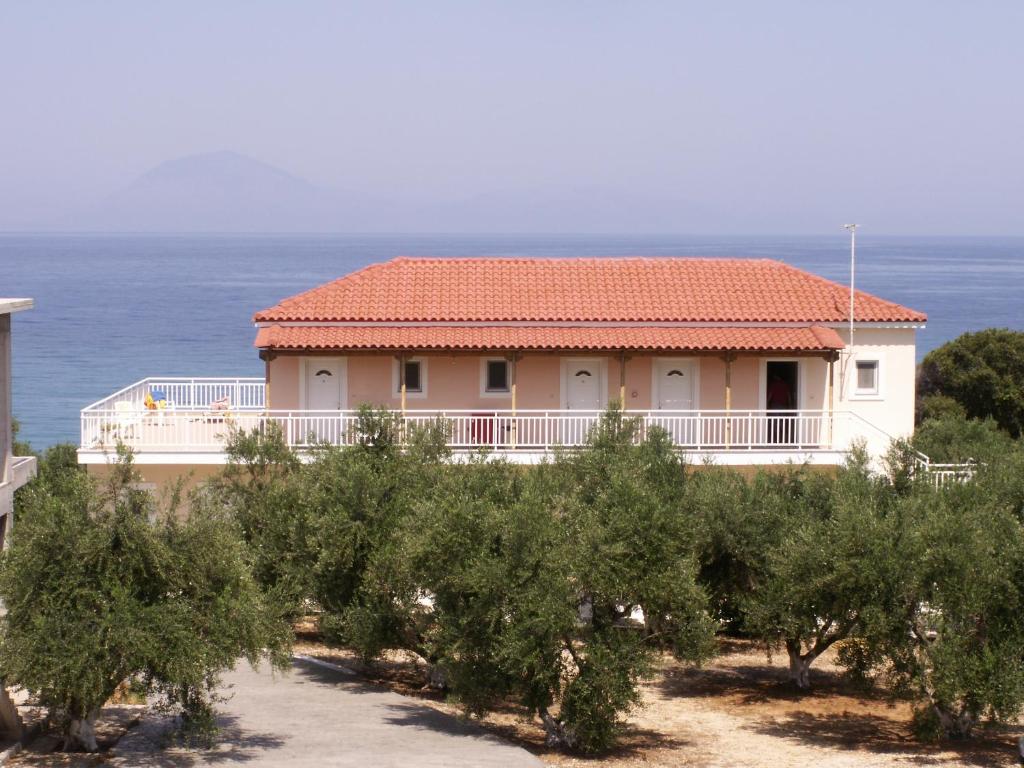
[
  {"xmin": 785, "ymin": 639, "xmax": 815, "ymax": 690},
  {"xmin": 423, "ymin": 664, "xmax": 448, "ymax": 691},
  {"xmin": 62, "ymin": 708, "xmax": 101, "ymax": 752},
  {"xmin": 933, "ymin": 703, "xmax": 976, "ymax": 739},
  {"xmin": 538, "ymin": 706, "xmax": 577, "ymax": 750}
]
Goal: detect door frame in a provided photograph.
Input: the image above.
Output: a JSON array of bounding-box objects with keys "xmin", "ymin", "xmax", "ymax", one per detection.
[
  {"xmin": 299, "ymin": 356, "xmax": 348, "ymax": 410},
  {"xmin": 758, "ymin": 358, "xmax": 804, "ymax": 411},
  {"xmin": 650, "ymin": 357, "xmax": 701, "ymax": 411},
  {"xmin": 560, "ymin": 357, "xmax": 608, "ymax": 410}
]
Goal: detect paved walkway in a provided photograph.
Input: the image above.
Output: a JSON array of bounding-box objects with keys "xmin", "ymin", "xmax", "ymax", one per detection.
[{"xmin": 111, "ymin": 659, "xmax": 543, "ymax": 767}]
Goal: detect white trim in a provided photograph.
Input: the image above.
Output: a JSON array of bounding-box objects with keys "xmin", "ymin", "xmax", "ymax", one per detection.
[
  {"xmin": 0, "ymin": 298, "xmax": 33, "ymax": 315},
  {"xmin": 78, "ymin": 446, "xmax": 851, "ymax": 468},
  {"xmin": 758, "ymin": 358, "xmax": 806, "ymax": 410},
  {"xmin": 650, "ymin": 358, "xmax": 701, "ymax": 411},
  {"xmin": 392, "ymin": 356, "xmax": 428, "ymax": 399},
  {"xmin": 258, "ymin": 319, "xmax": 924, "ymax": 330},
  {"xmin": 479, "ymin": 357, "xmax": 512, "ymax": 399},
  {"xmin": 850, "ymin": 357, "xmax": 884, "ymax": 401},
  {"xmin": 560, "ymin": 358, "xmax": 608, "ymax": 409},
  {"xmin": 300, "ymin": 357, "xmax": 348, "ymax": 410}
]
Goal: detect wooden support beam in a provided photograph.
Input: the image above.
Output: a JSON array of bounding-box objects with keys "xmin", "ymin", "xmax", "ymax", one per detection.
[
  {"xmin": 398, "ymin": 353, "xmax": 407, "ymax": 414},
  {"xmin": 723, "ymin": 353, "xmax": 735, "ymax": 448},
  {"xmin": 827, "ymin": 353, "xmax": 836, "ymax": 448},
  {"xmin": 619, "ymin": 351, "xmax": 627, "ymax": 409},
  {"xmin": 509, "ymin": 352, "xmax": 518, "ymax": 449}
]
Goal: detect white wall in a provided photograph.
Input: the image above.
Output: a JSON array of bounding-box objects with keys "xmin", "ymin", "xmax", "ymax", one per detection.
[{"xmin": 833, "ymin": 327, "xmax": 918, "ymax": 458}]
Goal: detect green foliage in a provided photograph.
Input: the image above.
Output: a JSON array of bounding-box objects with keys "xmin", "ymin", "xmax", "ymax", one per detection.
[
  {"xmin": 212, "ymin": 401, "xmax": 1024, "ymax": 748},
  {"xmin": 850, "ymin": 472, "xmax": 1024, "ymax": 738},
  {"xmin": 741, "ymin": 455, "xmax": 906, "ymax": 688},
  {"xmin": 912, "ymin": 411, "xmax": 1014, "ymax": 465},
  {"xmin": 918, "ymin": 328, "xmax": 1024, "ymax": 438},
  {"xmin": 0, "ymin": 452, "xmax": 290, "ymax": 751},
  {"xmin": 349, "ymin": 408, "xmax": 713, "ymax": 753}
]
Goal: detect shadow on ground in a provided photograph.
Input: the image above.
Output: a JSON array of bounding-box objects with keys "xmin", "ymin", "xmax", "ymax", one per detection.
[
  {"xmin": 658, "ymin": 640, "xmax": 1019, "ymax": 768},
  {"xmin": 108, "ymin": 714, "xmax": 285, "ymax": 767}
]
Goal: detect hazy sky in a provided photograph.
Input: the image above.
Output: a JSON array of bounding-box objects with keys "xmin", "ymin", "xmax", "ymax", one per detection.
[{"xmin": 2, "ymin": 2, "xmax": 1022, "ymax": 234}]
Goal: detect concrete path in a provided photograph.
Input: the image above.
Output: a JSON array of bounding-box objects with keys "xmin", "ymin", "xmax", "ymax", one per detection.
[{"xmin": 111, "ymin": 659, "xmax": 543, "ymax": 767}]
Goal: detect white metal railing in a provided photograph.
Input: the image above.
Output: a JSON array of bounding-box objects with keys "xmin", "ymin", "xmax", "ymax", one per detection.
[
  {"xmin": 926, "ymin": 462, "xmax": 977, "ymax": 487},
  {"xmin": 81, "ymin": 406, "xmax": 838, "ymax": 453},
  {"xmin": 81, "ymin": 377, "xmax": 266, "ymax": 413}
]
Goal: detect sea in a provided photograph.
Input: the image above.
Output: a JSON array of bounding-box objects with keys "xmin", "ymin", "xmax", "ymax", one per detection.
[{"xmin": 0, "ymin": 233, "xmax": 1021, "ymax": 449}]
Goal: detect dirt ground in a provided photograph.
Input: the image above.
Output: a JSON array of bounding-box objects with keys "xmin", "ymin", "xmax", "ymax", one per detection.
[
  {"xmin": 294, "ymin": 630, "xmax": 1023, "ymax": 768},
  {"xmin": 7, "ymin": 706, "xmax": 144, "ymax": 767}
]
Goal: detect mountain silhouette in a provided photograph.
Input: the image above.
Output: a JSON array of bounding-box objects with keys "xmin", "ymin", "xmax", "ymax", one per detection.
[{"xmin": 73, "ymin": 151, "xmax": 383, "ymax": 232}]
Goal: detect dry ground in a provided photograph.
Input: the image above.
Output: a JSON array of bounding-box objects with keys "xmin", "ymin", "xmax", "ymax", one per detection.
[
  {"xmin": 295, "ymin": 627, "xmax": 1023, "ymax": 768},
  {"xmin": 7, "ymin": 706, "xmax": 144, "ymax": 767}
]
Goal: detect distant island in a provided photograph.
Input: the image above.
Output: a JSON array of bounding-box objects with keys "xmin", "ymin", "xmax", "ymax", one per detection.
[{"xmin": 27, "ymin": 150, "xmax": 714, "ymax": 234}]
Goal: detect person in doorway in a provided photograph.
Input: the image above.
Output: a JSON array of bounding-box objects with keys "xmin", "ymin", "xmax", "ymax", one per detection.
[
  {"xmin": 766, "ymin": 374, "xmax": 793, "ymax": 444},
  {"xmin": 766, "ymin": 374, "xmax": 792, "ymax": 410}
]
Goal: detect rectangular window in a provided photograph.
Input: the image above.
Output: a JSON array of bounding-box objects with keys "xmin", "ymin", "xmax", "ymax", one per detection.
[
  {"xmin": 403, "ymin": 361, "xmax": 422, "ymax": 392},
  {"xmin": 486, "ymin": 360, "xmax": 509, "ymax": 392},
  {"xmin": 856, "ymin": 360, "xmax": 879, "ymax": 394}
]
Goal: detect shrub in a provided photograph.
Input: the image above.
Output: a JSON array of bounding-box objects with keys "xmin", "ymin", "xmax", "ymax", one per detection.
[{"xmin": 918, "ymin": 328, "xmax": 1024, "ymax": 438}]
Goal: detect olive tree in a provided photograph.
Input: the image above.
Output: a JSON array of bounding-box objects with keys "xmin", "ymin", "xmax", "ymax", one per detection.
[
  {"xmin": 0, "ymin": 452, "xmax": 290, "ymax": 751},
  {"xmin": 743, "ymin": 456, "xmax": 909, "ymax": 688},
  {"xmin": 377, "ymin": 409, "xmax": 714, "ymax": 753},
  {"xmin": 850, "ymin": 472, "xmax": 1024, "ymax": 739}
]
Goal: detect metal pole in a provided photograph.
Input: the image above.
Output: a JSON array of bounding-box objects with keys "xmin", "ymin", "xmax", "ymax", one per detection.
[{"xmin": 843, "ymin": 223, "xmax": 858, "ymax": 399}]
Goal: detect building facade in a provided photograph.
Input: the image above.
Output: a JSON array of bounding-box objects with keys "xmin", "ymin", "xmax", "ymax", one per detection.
[{"xmin": 79, "ymin": 258, "xmax": 926, "ymax": 484}]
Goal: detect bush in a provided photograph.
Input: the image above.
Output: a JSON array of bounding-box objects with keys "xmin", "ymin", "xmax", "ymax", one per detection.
[
  {"xmin": 918, "ymin": 328, "xmax": 1024, "ymax": 438},
  {"xmin": 912, "ymin": 412, "xmax": 1013, "ymax": 465}
]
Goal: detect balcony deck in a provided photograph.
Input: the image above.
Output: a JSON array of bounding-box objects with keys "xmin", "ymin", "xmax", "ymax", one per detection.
[{"xmin": 78, "ymin": 377, "xmax": 880, "ymax": 466}]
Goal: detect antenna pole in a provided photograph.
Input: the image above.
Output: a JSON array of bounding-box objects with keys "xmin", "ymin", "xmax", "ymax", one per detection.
[
  {"xmin": 843, "ymin": 223, "xmax": 858, "ymax": 395},
  {"xmin": 846, "ymin": 224, "xmax": 857, "ymax": 350}
]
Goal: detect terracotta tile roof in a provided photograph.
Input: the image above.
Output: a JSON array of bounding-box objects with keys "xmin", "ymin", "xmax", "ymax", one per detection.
[
  {"xmin": 254, "ymin": 324, "xmax": 845, "ymax": 353},
  {"xmin": 253, "ymin": 257, "xmax": 926, "ymax": 324}
]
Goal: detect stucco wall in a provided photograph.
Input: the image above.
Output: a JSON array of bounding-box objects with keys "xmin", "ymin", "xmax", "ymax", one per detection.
[
  {"xmin": 267, "ymin": 356, "xmax": 301, "ymax": 410},
  {"xmin": 86, "ymin": 463, "xmax": 222, "ymax": 515},
  {"xmin": 266, "ymin": 352, "xmax": 849, "ymax": 413},
  {"xmin": 833, "ymin": 327, "xmax": 918, "ymax": 448}
]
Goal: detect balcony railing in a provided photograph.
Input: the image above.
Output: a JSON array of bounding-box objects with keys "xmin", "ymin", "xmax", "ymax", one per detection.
[
  {"xmin": 81, "ymin": 378, "xmax": 839, "ymax": 453},
  {"xmin": 81, "ymin": 407, "xmax": 834, "ymax": 452}
]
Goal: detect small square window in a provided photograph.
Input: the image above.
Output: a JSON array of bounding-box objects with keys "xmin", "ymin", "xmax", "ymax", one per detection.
[
  {"xmin": 403, "ymin": 361, "xmax": 422, "ymax": 392},
  {"xmin": 486, "ymin": 360, "xmax": 509, "ymax": 392},
  {"xmin": 856, "ymin": 360, "xmax": 878, "ymax": 394}
]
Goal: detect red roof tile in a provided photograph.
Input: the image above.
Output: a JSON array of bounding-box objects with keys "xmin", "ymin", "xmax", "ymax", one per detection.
[
  {"xmin": 254, "ymin": 324, "xmax": 845, "ymax": 353},
  {"xmin": 253, "ymin": 257, "xmax": 926, "ymax": 324}
]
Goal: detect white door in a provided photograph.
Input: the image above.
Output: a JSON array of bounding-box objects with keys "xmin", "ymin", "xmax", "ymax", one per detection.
[
  {"xmin": 655, "ymin": 360, "xmax": 696, "ymax": 445},
  {"xmin": 656, "ymin": 360, "xmax": 695, "ymax": 410},
  {"xmin": 303, "ymin": 359, "xmax": 346, "ymax": 444},
  {"xmin": 566, "ymin": 360, "xmax": 603, "ymax": 410},
  {"xmin": 306, "ymin": 359, "xmax": 345, "ymax": 410},
  {"xmin": 564, "ymin": 360, "xmax": 603, "ymax": 445}
]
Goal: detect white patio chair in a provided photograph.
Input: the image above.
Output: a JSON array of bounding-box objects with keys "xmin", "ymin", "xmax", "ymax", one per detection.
[{"xmin": 112, "ymin": 400, "xmax": 143, "ymax": 440}]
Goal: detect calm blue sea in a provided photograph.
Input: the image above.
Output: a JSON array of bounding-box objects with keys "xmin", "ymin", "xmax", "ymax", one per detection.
[{"xmin": 0, "ymin": 234, "xmax": 1021, "ymax": 449}]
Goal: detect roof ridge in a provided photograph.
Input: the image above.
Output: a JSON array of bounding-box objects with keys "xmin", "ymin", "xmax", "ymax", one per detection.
[{"xmin": 388, "ymin": 255, "xmax": 773, "ymax": 264}]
